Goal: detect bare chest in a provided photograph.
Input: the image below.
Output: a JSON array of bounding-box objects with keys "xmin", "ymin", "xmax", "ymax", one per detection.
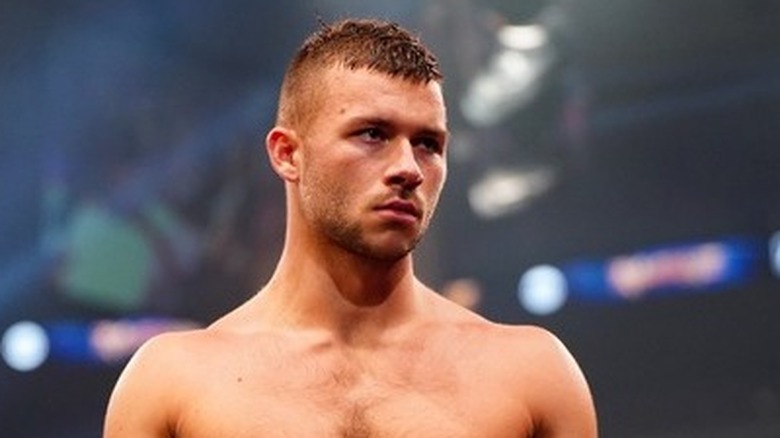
[
  {"xmin": 184, "ymin": 384, "xmax": 471, "ymax": 437},
  {"xmin": 174, "ymin": 349, "xmax": 531, "ymax": 438}
]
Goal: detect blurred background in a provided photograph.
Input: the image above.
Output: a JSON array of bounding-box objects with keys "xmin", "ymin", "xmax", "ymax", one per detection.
[{"xmin": 1, "ymin": 0, "xmax": 780, "ymax": 436}]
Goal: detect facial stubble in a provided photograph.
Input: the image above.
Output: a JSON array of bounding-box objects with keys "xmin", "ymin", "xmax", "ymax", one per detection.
[{"xmin": 299, "ymin": 162, "xmax": 434, "ymax": 263}]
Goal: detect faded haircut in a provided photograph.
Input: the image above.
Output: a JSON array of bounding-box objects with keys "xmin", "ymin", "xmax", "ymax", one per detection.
[{"xmin": 275, "ymin": 18, "xmax": 443, "ymax": 129}]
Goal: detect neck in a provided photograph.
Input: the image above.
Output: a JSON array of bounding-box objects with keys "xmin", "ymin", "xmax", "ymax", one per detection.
[{"xmin": 257, "ymin": 233, "xmax": 423, "ymax": 344}]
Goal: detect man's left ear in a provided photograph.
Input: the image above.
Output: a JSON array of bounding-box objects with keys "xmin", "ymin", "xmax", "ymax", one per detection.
[{"xmin": 266, "ymin": 126, "xmax": 301, "ymax": 182}]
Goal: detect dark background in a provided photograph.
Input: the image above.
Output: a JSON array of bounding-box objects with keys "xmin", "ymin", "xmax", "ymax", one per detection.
[{"xmin": 1, "ymin": 1, "xmax": 780, "ymax": 436}]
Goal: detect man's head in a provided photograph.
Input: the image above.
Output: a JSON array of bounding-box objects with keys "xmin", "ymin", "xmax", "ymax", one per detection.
[
  {"xmin": 268, "ymin": 18, "xmax": 448, "ymax": 263},
  {"xmin": 276, "ymin": 18, "xmax": 443, "ymax": 131}
]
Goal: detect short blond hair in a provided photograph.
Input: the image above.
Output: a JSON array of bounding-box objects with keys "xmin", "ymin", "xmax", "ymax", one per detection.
[{"xmin": 276, "ymin": 18, "xmax": 443, "ymax": 130}]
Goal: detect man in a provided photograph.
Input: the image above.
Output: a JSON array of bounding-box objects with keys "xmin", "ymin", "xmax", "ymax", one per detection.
[{"xmin": 104, "ymin": 18, "xmax": 597, "ymax": 437}]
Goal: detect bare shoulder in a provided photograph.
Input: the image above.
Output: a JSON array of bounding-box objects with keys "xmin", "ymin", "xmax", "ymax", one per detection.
[
  {"xmin": 104, "ymin": 329, "xmax": 217, "ymax": 437},
  {"xmin": 427, "ymin": 293, "xmax": 598, "ymax": 438},
  {"xmin": 427, "ymin": 302, "xmax": 598, "ymax": 436},
  {"xmin": 485, "ymin": 324, "xmax": 592, "ymax": 396},
  {"xmin": 118, "ymin": 328, "xmax": 217, "ymax": 379},
  {"xmin": 445, "ymin": 318, "xmax": 576, "ymax": 374},
  {"xmin": 487, "ymin": 323, "xmax": 577, "ymax": 364},
  {"xmin": 110, "ymin": 324, "xmax": 250, "ymax": 395},
  {"xmin": 480, "ymin": 323, "xmax": 598, "ymax": 437},
  {"xmin": 431, "ymin": 292, "xmax": 568, "ymax": 355}
]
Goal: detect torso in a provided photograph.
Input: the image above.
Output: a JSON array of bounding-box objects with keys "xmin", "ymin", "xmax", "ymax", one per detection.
[{"xmin": 167, "ymin": 317, "xmax": 539, "ymax": 437}]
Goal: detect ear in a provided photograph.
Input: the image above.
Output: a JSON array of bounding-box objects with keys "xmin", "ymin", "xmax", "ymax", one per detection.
[{"xmin": 266, "ymin": 126, "xmax": 301, "ymax": 182}]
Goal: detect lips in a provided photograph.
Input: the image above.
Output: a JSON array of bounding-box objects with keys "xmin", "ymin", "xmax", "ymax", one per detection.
[{"xmin": 376, "ymin": 200, "xmax": 421, "ymax": 219}]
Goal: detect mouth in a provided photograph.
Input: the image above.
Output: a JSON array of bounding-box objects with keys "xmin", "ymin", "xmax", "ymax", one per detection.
[{"xmin": 375, "ymin": 200, "xmax": 422, "ymax": 221}]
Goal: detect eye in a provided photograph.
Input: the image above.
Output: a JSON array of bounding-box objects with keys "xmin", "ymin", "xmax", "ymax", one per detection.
[
  {"xmin": 357, "ymin": 127, "xmax": 388, "ymax": 144},
  {"xmin": 414, "ymin": 137, "xmax": 443, "ymax": 154}
]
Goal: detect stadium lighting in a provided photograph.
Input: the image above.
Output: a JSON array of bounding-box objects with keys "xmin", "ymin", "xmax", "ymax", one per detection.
[{"xmin": 2, "ymin": 321, "xmax": 50, "ymax": 372}]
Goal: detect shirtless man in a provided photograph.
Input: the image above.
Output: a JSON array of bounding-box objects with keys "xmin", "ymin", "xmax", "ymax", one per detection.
[{"xmin": 104, "ymin": 18, "xmax": 597, "ymax": 437}]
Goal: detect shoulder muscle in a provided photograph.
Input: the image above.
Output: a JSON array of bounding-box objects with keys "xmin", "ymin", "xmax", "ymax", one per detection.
[
  {"xmin": 104, "ymin": 331, "xmax": 199, "ymax": 438},
  {"xmin": 501, "ymin": 326, "xmax": 598, "ymax": 438}
]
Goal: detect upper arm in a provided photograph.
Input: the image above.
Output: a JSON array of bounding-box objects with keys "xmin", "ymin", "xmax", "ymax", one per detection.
[
  {"xmin": 104, "ymin": 334, "xmax": 184, "ymax": 438},
  {"xmin": 525, "ymin": 328, "xmax": 598, "ymax": 438}
]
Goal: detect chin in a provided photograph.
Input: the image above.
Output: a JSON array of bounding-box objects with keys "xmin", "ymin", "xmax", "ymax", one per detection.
[
  {"xmin": 325, "ymin": 220, "xmax": 424, "ymax": 262},
  {"xmin": 362, "ymin": 248, "xmax": 414, "ymax": 263},
  {"xmin": 352, "ymin": 237, "xmax": 420, "ymax": 262}
]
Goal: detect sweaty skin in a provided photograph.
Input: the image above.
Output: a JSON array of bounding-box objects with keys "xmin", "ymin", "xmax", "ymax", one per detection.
[{"xmin": 104, "ymin": 67, "xmax": 597, "ymax": 438}]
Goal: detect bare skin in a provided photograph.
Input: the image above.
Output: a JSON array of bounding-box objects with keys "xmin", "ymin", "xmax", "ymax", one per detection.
[{"xmin": 104, "ymin": 67, "xmax": 597, "ymax": 438}]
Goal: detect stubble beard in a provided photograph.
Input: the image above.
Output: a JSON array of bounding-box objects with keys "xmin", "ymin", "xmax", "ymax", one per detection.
[
  {"xmin": 314, "ymin": 202, "xmax": 427, "ymax": 263},
  {"xmin": 301, "ymin": 182, "xmax": 428, "ymax": 263}
]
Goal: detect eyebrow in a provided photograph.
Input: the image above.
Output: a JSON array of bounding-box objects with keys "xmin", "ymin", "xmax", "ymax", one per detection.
[{"xmin": 350, "ymin": 116, "xmax": 449, "ymax": 140}]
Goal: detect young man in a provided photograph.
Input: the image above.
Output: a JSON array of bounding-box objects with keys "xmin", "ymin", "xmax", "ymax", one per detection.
[{"xmin": 104, "ymin": 18, "xmax": 597, "ymax": 437}]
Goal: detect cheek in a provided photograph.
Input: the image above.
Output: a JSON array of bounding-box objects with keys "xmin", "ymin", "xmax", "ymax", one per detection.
[
  {"xmin": 303, "ymin": 159, "xmax": 364, "ymax": 211},
  {"xmin": 437, "ymin": 162, "xmax": 448, "ymax": 189},
  {"xmin": 425, "ymin": 162, "xmax": 447, "ymax": 196},
  {"xmin": 300, "ymin": 158, "xmax": 337, "ymax": 205}
]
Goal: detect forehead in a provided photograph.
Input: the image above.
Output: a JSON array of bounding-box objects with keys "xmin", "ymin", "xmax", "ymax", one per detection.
[{"xmin": 314, "ymin": 67, "xmax": 448, "ymax": 132}]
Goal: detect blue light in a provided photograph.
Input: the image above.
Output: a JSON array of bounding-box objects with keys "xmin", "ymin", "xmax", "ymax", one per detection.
[
  {"xmin": 518, "ymin": 265, "xmax": 568, "ymax": 315},
  {"xmin": 1, "ymin": 321, "xmax": 50, "ymax": 372}
]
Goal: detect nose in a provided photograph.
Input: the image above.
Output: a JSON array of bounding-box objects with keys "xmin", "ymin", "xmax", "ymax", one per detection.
[{"xmin": 384, "ymin": 140, "xmax": 423, "ymax": 191}]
